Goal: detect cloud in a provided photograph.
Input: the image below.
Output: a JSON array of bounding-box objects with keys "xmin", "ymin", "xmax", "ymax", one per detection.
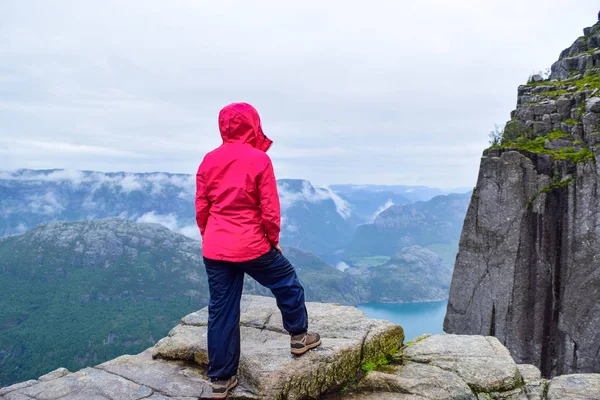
[
  {"xmin": 336, "ymin": 261, "xmax": 350, "ymax": 272},
  {"xmin": 0, "ymin": 0, "xmax": 598, "ymax": 187},
  {"xmin": 136, "ymin": 211, "xmax": 199, "ymax": 240},
  {"xmin": 15, "ymin": 223, "xmax": 28, "ymax": 233},
  {"xmin": 0, "ymin": 169, "xmax": 195, "ymax": 197},
  {"xmin": 118, "ymin": 175, "xmax": 142, "ymax": 193},
  {"xmin": 370, "ymin": 199, "xmax": 395, "ymax": 222},
  {"xmin": 277, "ymin": 180, "xmax": 351, "ymax": 219},
  {"xmin": 145, "ymin": 173, "xmax": 195, "ymax": 197},
  {"xmin": 324, "ymin": 188, "xmax": 352, "ymax": 219},
  {"xmin": 280, "ymin": 217, "xmax": 299, "ymax": 238},
  {"xmin": 278, "ymin": 181, "xmax": 329, "ymax": 210},
  {"xmin": 26, "ymin": 191, "xmax": 65, "ymax": 215}
]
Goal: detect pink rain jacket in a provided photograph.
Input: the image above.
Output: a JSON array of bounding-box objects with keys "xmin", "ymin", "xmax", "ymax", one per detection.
[{"xmin": 195, "ymin": 103, "xmax": 280, "ymax": 262}]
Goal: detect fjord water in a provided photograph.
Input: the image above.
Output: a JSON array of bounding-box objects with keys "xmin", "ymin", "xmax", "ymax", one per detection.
[{"xmin": 358, "ymin": 301, "xmax": 448, "ymax": 341}]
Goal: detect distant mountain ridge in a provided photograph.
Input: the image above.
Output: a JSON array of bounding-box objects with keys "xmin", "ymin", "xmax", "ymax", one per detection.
[
  {"xmin": 0, "ymin": 169, "xmax": 468, "ymax": 259},
  {"xmin": 345, "ymin": 192, "xmax": 471, "ymax": 265}
]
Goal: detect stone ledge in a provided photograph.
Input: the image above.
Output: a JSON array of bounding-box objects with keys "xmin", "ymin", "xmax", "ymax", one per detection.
[
  {"xmin": 153, "ymin": 295, "xmax": 404, "ymax": 399},
  {"xmin": 3, "ymin": 297, "xmax": 600, "ymax": 400}
]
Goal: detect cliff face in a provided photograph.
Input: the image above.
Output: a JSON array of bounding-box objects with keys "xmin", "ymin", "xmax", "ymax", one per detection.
[{"xmin": 444, "ymin": 22, "xmax": 600, "ymax": 378}]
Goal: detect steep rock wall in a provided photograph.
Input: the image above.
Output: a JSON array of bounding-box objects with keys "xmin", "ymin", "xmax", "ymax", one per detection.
[{"xmin": 444, "ymin": 22, "xmax": 600, "ymax": 378}]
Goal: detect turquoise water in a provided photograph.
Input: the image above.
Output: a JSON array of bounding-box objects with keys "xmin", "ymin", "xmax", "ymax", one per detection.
[{"xmin": 358, "ymin": 301, "xmax": 448, "ymax": 341}]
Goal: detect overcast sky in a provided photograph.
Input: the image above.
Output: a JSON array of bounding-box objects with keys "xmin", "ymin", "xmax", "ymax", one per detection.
[{"xmin": 0, "ymin": 1, "xmax": 597, "ymax": 188}]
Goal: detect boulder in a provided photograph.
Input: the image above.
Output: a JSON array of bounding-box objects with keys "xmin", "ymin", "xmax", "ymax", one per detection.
[
  {"xmin": 4, "ymin": 307, "xmax": 600, "ymax": 399},
  {"xmin": 96, "ymin": 350, "xmax": 251, "ymax": 399},
  {"xmin": 544, "ymin": 139, "xmax": 573, "ymax": 151},
  {"xmin": 37, "ymin": 368, "xmax": 71, "ymax": 382},
  {"xmin": 357, "ymin": 363, "xmax": 475, "ymax": 400},
  {"xmin": 0, "ymin": 381, "xmax": 38, "ymax": 397},
  {"xmin": 556, "ymin": 97, "xmax": 574, "ymax": 117},
  {"xmin": 3, "ymin": 368, "xmax": 153, "ymax": 400},
  {"xmin": 586, "ymin": 97, "xmax": 600, "ymax": 113},
  {"xmin": 546, "ymin": 374, "xmax": 600, "ymax": 400},
  {"xmin": 153, "ymin": 295, "xmax": 404, "ymax": 399},
  {"xmin": 529, "ymin": 75, "xmax": 544, "ymax": 83},
  {"xmin": 335, "ymin": 335, "xmax": 558, "ymax": 400},
  {"xmin": 401, "ymin": 335, "xmax": 521, "ymax": 393}
]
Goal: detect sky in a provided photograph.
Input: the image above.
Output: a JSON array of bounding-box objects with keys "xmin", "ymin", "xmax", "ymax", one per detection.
[{"xmin": 0, "ymin": 0, "xmax": 597, "ymax": 188}]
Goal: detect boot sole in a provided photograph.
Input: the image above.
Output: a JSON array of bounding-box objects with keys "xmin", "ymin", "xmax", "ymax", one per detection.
[
  {"xmin": 210, "ymin": 377, "xmax": 238, "ymax": 399},
  {"xmin": 291, "ymin": 339, "xmax": 322, "ymax": 356}
]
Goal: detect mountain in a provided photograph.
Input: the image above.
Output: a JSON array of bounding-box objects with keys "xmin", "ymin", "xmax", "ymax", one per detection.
[
  {"xmin": 0, "ymin": 218, "xmax": 204, "ymax": 386},
  {"xmin": 0, "ymin": 218, "xmax": 359, "ymax": 386},
  {"xmin": 0, "ymin": 171, "xmax": 354, "ymax": 258},
  {"xmin": 344, "ymin": 192, "xmax": 471, "ymax": 266},
  {"xmin": 0, "ymin": 169, "xmax": 468, "ymax": 262},
  {"xmin": 331, "ymin": 184, "xmax": 466, "ymax": 204},
  {"xmin": 0, "ymin": 169, "xmax": 198, "ymax": 237},
  {"xmin": 275, "ymin": 179, "xmax": 354, "ymax": 256},
  {"xmin": 327, "ymin": 184, "xmax": 413, "ymax": 222},
  {"xmin": 444, "ymin": 22, "xmax": 600, "ymax": 377},
  {"xmin": 345, "ymin": 246, "xmax": 453, "ymax": 303},
  {"xmin": 243, "ymin": 246, "xmax": 363, "ymax": 305}
]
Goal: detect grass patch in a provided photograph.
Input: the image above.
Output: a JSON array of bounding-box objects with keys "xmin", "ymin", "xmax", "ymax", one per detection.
[
  {"xmin": 492, "ymin": 130, "xmax": 594, "ymax": 163},
  {"xmin": 404, "ymin": 334, "xmax": 430, "ymax": 347},
  {"xmin": 564, "ymin": 49, "xmax": 598, "ymax": 60},
  {"xmin": 552, "ymin": 147, "xmax": 594, "ymax": 162},
  {"xmin": 361, "ymin": 356, "xmax": 390, "ymax": 372},
  {"xmin": 526, "ymin": 72, "xmax": 600, "ymax": 93},
  {"xmin": 540, "ymin": 178, "xmax": 575, "ymax": 194},
  {"xmin": 527, "ymin": 178, "xmax": 575, "ymax": 206},
  {"xmin": 563, "ymin": 118, "xmax": 581, "ymax": 126},
  {"xmin": 541, "ymin": 89, "xmax": 568, "ymax": 98}
]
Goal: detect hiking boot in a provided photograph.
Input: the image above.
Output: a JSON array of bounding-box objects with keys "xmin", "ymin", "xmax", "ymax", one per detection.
[
  {"xmin": 210, "ymin": 376, "xmax": 238, "ymax": 399},
  {"xmin": 290, "ymin": 332, "xmax": 321, "ymax": 355}
]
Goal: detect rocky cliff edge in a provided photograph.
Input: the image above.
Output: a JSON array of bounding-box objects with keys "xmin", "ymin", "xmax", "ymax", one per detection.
[
  {"xmin": 1, "ymin": 296, "xmax": 599, "ymax": 399},
  {"xmin": 444, "ymin": 20, "xmax": 600, "ymax": 378}
]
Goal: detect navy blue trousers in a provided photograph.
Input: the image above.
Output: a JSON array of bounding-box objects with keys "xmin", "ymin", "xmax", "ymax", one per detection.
[{"xmin": 203, "ymin": 247, "xmax": 308, "ymax": 380}]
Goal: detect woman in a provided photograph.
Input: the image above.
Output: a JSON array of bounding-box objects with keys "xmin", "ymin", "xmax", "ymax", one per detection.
[{"xmin": 195, "ymin": 102, "xmax": 321, "ymax": 399}]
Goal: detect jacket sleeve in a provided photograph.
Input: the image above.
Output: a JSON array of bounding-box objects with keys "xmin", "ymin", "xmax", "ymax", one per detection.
[
  {"xmin": 257, "ymin": 160, "xmax": 281, "ymax": 246},
  {"xmin": 195, "ymin": 169, "xmax": 210, "ymax": 237}
]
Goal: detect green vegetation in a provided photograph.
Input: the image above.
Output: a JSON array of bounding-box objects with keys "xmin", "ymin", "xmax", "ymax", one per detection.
[
  {"xmin": 527, "ymin": 178, "xmax": 575, "ymax": 206},
  {"xmin": 563, "ymin": 118, "xmax": 581, "ymax": 126},
  {"xmin": 540, "ymin": 178, "xmax": 575, "ymax": 194},
  {"xmin": 404, "ymin": 334, "xmax": 429, "ymax": 348},
  {"xmin": 539, "ymin": 89, "xmax": 568, "ymax": 98},
  {"xmin": 488, "ymin": 124, "xmax": 505, "ymax": 146},
  {"xmin": 565, "ymin": 48, "xmax": 598, "ymax": 60},
  {"xmin": 526, "ymin": 72, "xmax": 600, "ymax": 92},
  {"xmin": 361, "ymin": 356, "xmax": 390, "ymax": 372},
  {"xmin": 493, "ymin": 130, "xmax": 565, "ymax": 151},
  {"xmin": 0, "ymin": 229, "xmax": 208, "ymax": 387},
  {"xmin": 503, "ymin": 120, "xmax": 534, "ymax": 142},
  {"xmin": 0, "ymin": 220, "xmax": 378, "ymax": 387},
  {"xmin": 491, "ymin": 130, "xmax": 594, "ymax": 163},
  {"xmin": 553, "ymin": 147, "xmax": 594, "ymax": 162},
  {"xmin": 523, "ymin": 72, "xmax": 600, "ymax": 104}
]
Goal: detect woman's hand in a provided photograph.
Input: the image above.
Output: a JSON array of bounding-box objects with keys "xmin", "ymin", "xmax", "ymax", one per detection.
[{"xmin": 274, "ymin": 244, "xmax": 283, "ymax": 254}]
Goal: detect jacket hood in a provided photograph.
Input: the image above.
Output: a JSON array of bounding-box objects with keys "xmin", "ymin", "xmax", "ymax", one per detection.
[{"xmin": 218, "ymin": 102, "xmax": 273, "ymax": 152}]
